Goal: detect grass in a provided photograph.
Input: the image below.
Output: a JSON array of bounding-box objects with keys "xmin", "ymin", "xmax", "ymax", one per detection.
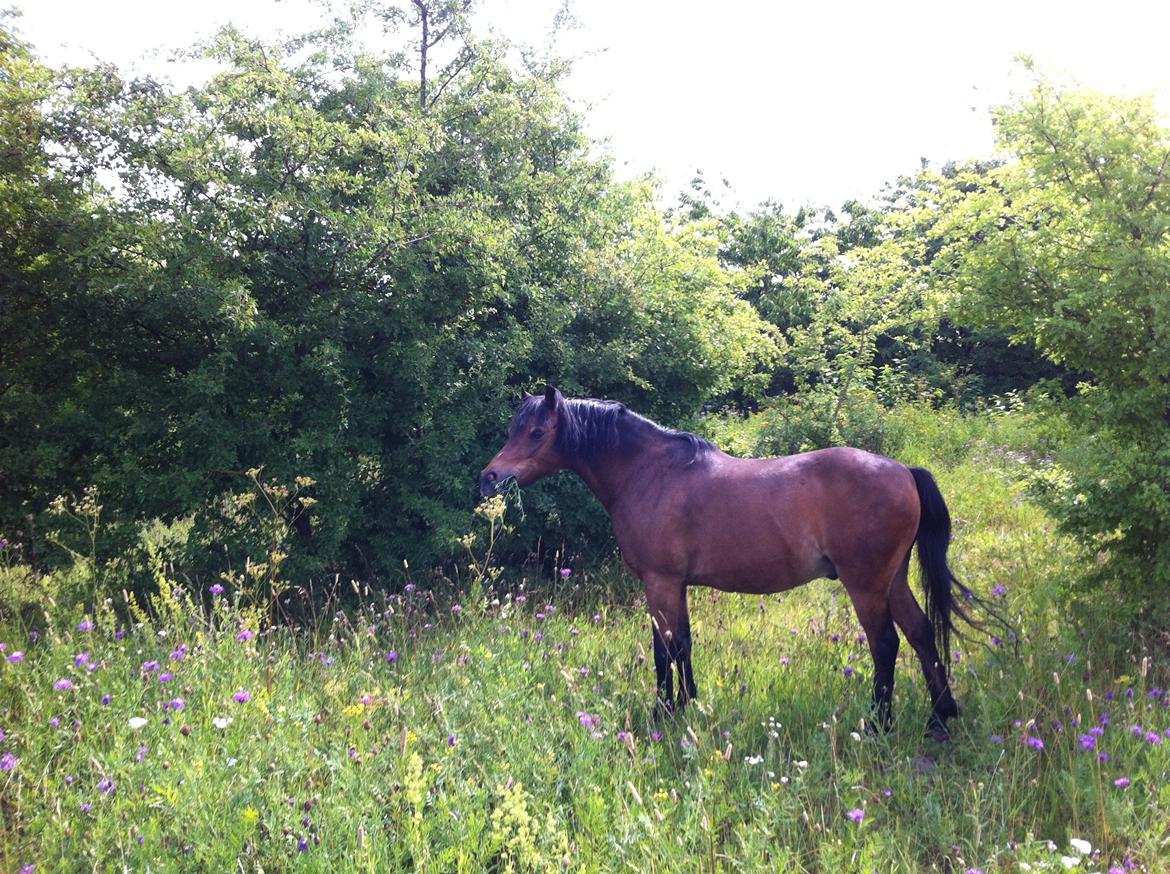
[{"xmin": 1, "ymin": 407, "xmax": 1168, "ymax": 872}]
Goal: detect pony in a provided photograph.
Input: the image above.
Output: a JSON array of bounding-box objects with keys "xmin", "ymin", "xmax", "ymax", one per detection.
[{"xmin": 481, "ymin": 386, "xmax": 983, "ymax": 740}]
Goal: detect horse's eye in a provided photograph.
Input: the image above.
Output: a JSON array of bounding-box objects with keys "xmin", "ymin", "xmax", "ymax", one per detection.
[{"xmin": 530, "ymin": 428, "xmax": 545, "ymax": 441}]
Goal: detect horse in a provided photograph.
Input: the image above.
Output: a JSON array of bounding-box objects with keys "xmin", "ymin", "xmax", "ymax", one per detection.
[{"xmin": 480, "ymin": 386, "xmax": 980, "ymax": 740}]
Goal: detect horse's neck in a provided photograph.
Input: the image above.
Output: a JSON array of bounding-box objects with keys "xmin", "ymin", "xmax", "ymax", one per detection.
[{"xmin": 568, "ymin": 440, "xmax": 664, "ymax": 514}]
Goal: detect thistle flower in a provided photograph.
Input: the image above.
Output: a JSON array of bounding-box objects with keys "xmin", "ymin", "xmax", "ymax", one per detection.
[
  {"xmin": 232, "ymin": 689, "xmax": 251, "ymax": 704},
  {"xmin": 845, "ymin": 808, "xmax": 865, "ymax": 823},
  {"xmin": 0, "ymin": 752, "xmax": 17, "ymax": 771},
  {"xmin": 7, "ymin": 651, "xmax": 25, "ymax": 663},
  {"xmin": 54, "ymin": 678, "xmax": 73, "ymax": 691},
  {"xmin": 209, "ymin": 584, "xmax": 224, "ymax": 596}
]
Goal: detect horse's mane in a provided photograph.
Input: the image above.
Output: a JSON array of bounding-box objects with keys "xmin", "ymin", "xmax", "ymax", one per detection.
[{"xmin": 511, "ymin": 396, "xmax": 715, "ymax": 465}]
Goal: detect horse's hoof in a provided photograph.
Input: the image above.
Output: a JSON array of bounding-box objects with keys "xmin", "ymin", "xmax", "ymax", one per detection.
[{"xmin": 925, "ymin": 716, "xmax": 951, "ymax": 743}]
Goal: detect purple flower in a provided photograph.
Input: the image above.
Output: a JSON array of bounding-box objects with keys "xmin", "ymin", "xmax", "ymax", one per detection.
[
  {"xmin": 142, "ymin": 660, "xmax": 160, "ymax": 673},
  {"xmin": 7, "ymin": 651, "xmax": 24, "ymax": 663},
  {"xmin": 170, "ymin": 649, "xmax": 186, "ymax": 661},
  {"xmin": 114, "ymin": 629, "xmax": 125, "ymax": 640},
  {"xmin": 74, "ymin": 652, "xmax": 90, "ymax": 667},
  {"xmin": 404, "ymin": 583, "xmax": 417, "ymax": 593},
  {"xmin": 0, "ymin": 752, "xmax": 17, "ymax": 771},
  {"xmin": 19, "ymin": 864, "xmax": 35, "ymax": 874},
  {"xmin": 49, "ymin": 717, "xmax": 60, "ymax": 728},
  {"xmin": 169, "ymin": 697, "xmax": 186, "ymax": 711},
  {"xmin": 80, "ymin": 802, "xmax": 92, "ymax": 813},
  {"xmin": 135, "ymin": 745, "xmax": 148, "ymax": 762},
  {"xmin": 232, "ymin": 689, "xmax": 251, "ymax": 704},
  {"xmin": 1145, "ymin": 731, "xmax": 1162, "ymax": 745},
  {"xmin": 560, "ymin": 568, "xmax": 572, "ymax": 578},
  {"xmin": 98, "ymin": 776, "xmax": 116, "ymax": 795},
  {"xmin": 209, "ymin": 584, "xmax": 224, "ymax": 596},
  {"xmin": 514, "ymin": 594, "xmax": 526, "ymax": 604},
  {"xmin": 297, "ymin": 837, "xmax": 309, "ymax": 852},
  {"xmin": 1078, "ymin": 734, "xmax": 1096, "ymax": 750},
  {"xmin": 451, "ymin": 604, "xmax": 462, "ymax": 615},
  {"xmin": 845, "ymin": 808, "xmax": 865, "ymax": 823},
  {"xmin": 101, "ymin": 694, "xmax": 112, "ymax": 706},
  {"xmin": 448, "ymin": 734, "xmax": 457, "ymax": 746},
  {"xmin": 77, "ymin": 619, "xmax": 94, "ymax": 632},
  {"xmin": 54, "ymin": 678, "xmax": 73, "ymax": 691},
  {"xmin": 158, "ymin": 672, "xmax": 174, "ymax": 684},
  {"xmin": 843, "ymin": 667, "xmax": 855, "ymax": 678},
  {"xmin": 385, "ymin": 651, "xmax": 399, "ymax": 663},
  {"xmin": 990, "ymin": 734, "xmax": 1004, "ymax": 744},
  {"xmin": 1025, "ymin": 736, "xmax": 1044, "ymax": 751},
  {"xmin": 236, "ymin": 629, "xmax": 254, "ymax": 642},
  {"xmin": 1113, "ymin": 777, "xmax": 1130, "ymax": 788}
]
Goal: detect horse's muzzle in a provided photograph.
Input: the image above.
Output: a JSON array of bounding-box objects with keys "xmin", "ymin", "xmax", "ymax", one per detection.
[{"xmin": 479, "ymin": 469, "xmax": 499, "ymax": 497}]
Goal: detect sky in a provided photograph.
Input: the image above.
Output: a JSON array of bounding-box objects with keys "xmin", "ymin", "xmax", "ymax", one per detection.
[{"xmin": 11, "ymin": 0, "xmax": 1170, "ymax": 210}]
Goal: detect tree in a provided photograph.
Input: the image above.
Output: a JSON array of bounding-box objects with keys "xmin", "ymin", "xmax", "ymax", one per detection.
[{"xmin": 936, "ymin": 66, "xmax": 1170, "ymax": 602}]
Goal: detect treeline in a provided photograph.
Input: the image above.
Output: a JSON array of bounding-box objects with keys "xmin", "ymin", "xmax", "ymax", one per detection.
[{"xmin": 1, "ymin": 7, "xmax": 1167, "ymax": 605}]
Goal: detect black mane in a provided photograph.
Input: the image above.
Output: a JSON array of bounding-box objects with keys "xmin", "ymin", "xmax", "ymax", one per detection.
[{"xmin": 511, "ymin": 396, "xmax": 715, "ymax": 464}]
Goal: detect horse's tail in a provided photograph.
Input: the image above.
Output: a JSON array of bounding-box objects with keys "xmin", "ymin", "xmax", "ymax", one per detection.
[{"xmin": 909, "ymin": 466, "xmax": 976, "ymax": 670}]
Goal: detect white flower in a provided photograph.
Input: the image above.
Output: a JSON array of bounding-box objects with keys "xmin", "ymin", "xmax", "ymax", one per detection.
[
  {"xmin": 1069, "ymin": 838, "xmax": 1092, "ymax": 855},
  {"xmin": 1060, "ymin": 856, "xmax": 1080, "ymax": 870},
  {"xmin": 213, "ymin": 716, "xmax": 233, "ymax": 729},
  {"xmin": 127, "ymin": 716, "xmax": 148, "ymax": 730},
  {"xmin": 850, "ymin": 731, "xmax": 862, "ymax": 742},
  {"xmin": 744, "ymin": 755, "xmax": 763, "ymax": 765},
  {"xmin": 795, "ymin": 760, "xmax": 808, "ymax": 769}
]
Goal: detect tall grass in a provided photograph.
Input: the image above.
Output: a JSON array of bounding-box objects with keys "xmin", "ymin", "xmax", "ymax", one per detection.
[{"xmin": 1, "ymin": 407, "xmax": 1167, "ymax": 872}]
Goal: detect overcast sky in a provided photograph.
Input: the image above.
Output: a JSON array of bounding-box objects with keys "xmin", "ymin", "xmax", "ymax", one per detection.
[{"xmin": 12, "ymin": 0, "xmax": 1170, "ymax": 209}]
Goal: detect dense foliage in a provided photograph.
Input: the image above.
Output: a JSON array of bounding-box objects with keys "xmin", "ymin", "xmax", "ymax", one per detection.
[{"xmin": 1, "ymin": 8, "xmax": 1167, "ymax": 610}]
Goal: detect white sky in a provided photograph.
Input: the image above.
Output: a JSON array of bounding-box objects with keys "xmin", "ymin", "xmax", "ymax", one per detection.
[{"xmin": 11, "ymin": 0, "xmax": 1170, "ymax": 209}]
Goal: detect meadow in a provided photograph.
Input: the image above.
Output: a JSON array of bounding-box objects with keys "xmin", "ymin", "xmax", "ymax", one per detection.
[{"xmin": 1, "ymin": 407, "xmax": 1168, "ymax": 873}]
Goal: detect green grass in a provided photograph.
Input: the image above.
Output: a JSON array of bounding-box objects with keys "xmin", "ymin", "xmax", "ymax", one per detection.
[{"xmin": 2, "ymin": 409, "xmax": 1168, "ymax": 872}]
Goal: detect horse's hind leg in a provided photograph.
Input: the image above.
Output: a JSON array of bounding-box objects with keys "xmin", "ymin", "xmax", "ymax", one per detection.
[
  {"xmin": 842, "ymin": 573, "xmax": 901, "ymax": 733},
  {"xmin": 889, "ymin": 563, "xmax": 959, "ymax": 741}
]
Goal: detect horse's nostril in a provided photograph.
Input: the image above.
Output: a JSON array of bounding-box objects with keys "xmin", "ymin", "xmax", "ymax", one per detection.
[{"xmin": 486, "ymin": 471, "xmax": 498, "ymax": 482}]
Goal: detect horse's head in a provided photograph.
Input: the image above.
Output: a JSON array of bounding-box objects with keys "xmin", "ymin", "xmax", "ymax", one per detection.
[{"xmin": 480, "ymin": 385, "xmax": 570, "ymax": 496}]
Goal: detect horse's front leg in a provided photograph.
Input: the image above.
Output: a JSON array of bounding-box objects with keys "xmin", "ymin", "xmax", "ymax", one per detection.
[{"xmin": 645, "ymin": 574, "xmax": 690, "ymax": 716}]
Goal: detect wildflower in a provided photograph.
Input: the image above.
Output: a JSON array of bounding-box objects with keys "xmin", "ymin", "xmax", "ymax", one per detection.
[
  {"xmin": 451, "ymin": 604, "xmax": 462, "ymax": 615},
  {"xmin": 0, "ymin": 752, "xmax": 17, "ymax": 771},
  {"xmin": 1144, "ymin": 731, "xmax": 1162, "ymax": 745},
  {"xmin": 1025, "ymin": 736, "xmax": 1044, "ymax": 751},
  {"xmin": 54, "ymin": 678, "xmax": 73, "ymax": 691},
  {"xmin": 514, "ymin": 594, "xmax": 526, "ymax": 604},
  {"xmin": 779, "ymin": 657, "xmax": 789, "ymax": 665},
  {"xmin": 845, "ymin": 808, "xmax": 865, "ymax": 823},
  {"xmin": 1069, "ymin": 838, "xmax": 1092, "ymax": 855},
  {"xmin": 236, "ymin": 629, "xmax": 254, "ymax": 642},
  {"xmin": 843, "ymin": 667, "xmax": 855, "ymax": 678},
  {"xmin": 448, "ymin": 734, "xmax": 457, "ymax": 747},
  {"xmin": 81, "ymin": 802, "xmax": 92, "ymax": 813},
  {"xmin": 385, "ymin": 651, "xmax": 399, "ymax": 663},
  {"xmin": 232, "ymin": 689, "xmax": 251, "ymax": 704},
  {"xmin": 1077, "ymin": 734, "xmax": 1096, "ymax": 750},
  {"xmin": 561, "ymin": 568, "xmax": 572, "ymax": 578},
  {"xmin": 744, "ymin": 755, "xmax": 763, "ymax": 765},
  {"xmin": 98, "ymin": 777, "xmax": 116, "ymax": 795},
  {"xmin": 169, "ymin": 698, "xmax": 186, "ymax": 711},
  {"xmin": 158, "ymin": 672, "xmax": 174, "ymax": 684},
  {"xmin": 212, "ymin": 716, "xmax": 233, "ymax": 729},
  {"xmin": 128, "ymin": 716, "xmax": 148, "ymax": 729},
  {"xmin": 7, "ymin": 651, "xmax": 25, "ymax": 663},
  {"xmin": 77, "ymin": 618, "xmax": 94, "ymax": 632},
  {"xmin": 1114, "ymin": 777, "xmax": 1130, "ymax": 788},
  {"xmin": 74, "ymin": 652, "xmax": 90, "ymax": 667},
  {"xmin": 114, "ymin": 629, "xmax": 125, "ymax": 640},
  {"xmin": 404, "ymin": 583, "xmax": 416, "ymax": 593},
  {"xmin": 101, "ymin": 694, "xmax": 111, "ymax": 706},
  {"xmin": 19, "ymin": 865, "xmax": 34, "ymax": 874},
  {"xmin": 135, "ymin": 745, "xmax": 148, "ymax": 762},
  {"xmin": 297, "ymin": 837, "xmax": 309, "ymax": 852},
  {"xmin": 142, "ymin": 660, "xmax": 160, "ymax": 673},
  {"xmin": 990, "ymin": 734, "xmax": 1004, "ymax": 744},
  {"xmin": 209, "ymin": 584, "xmax": 224, "ymax": 596},
  {"xmin": 49, "ymin": 717, "xmax": 60, "ymax": 728},
  {"xmin": 170, "ymin": 648, "xmax": 187, "ymax": 661}
]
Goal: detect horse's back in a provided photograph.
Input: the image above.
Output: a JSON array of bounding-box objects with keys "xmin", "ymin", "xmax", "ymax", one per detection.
[{"xmin": 653, "ymin": 446, "xmax": 920, "ymax": 593}]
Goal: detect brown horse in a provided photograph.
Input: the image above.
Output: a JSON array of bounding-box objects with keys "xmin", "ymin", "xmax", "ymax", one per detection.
[{"xmin": 480, "ymin": 386, "xmax": 978, "ymax": 740}]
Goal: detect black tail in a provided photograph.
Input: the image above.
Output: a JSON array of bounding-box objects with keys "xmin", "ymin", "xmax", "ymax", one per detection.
[{"xmin": 909, "ymin": 467, "xmax": 976, "ymax": 670}]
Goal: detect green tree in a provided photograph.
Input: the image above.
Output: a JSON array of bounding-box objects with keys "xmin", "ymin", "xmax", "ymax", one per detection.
[{"xmin": 936, "ymin": 66, "xmax": 1170, "ymax": 601}]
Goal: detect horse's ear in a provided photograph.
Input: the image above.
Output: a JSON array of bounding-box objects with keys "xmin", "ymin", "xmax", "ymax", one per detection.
[{"xmin": 543, "ymin": 385, "xmax": 563, "ymax": 410}]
